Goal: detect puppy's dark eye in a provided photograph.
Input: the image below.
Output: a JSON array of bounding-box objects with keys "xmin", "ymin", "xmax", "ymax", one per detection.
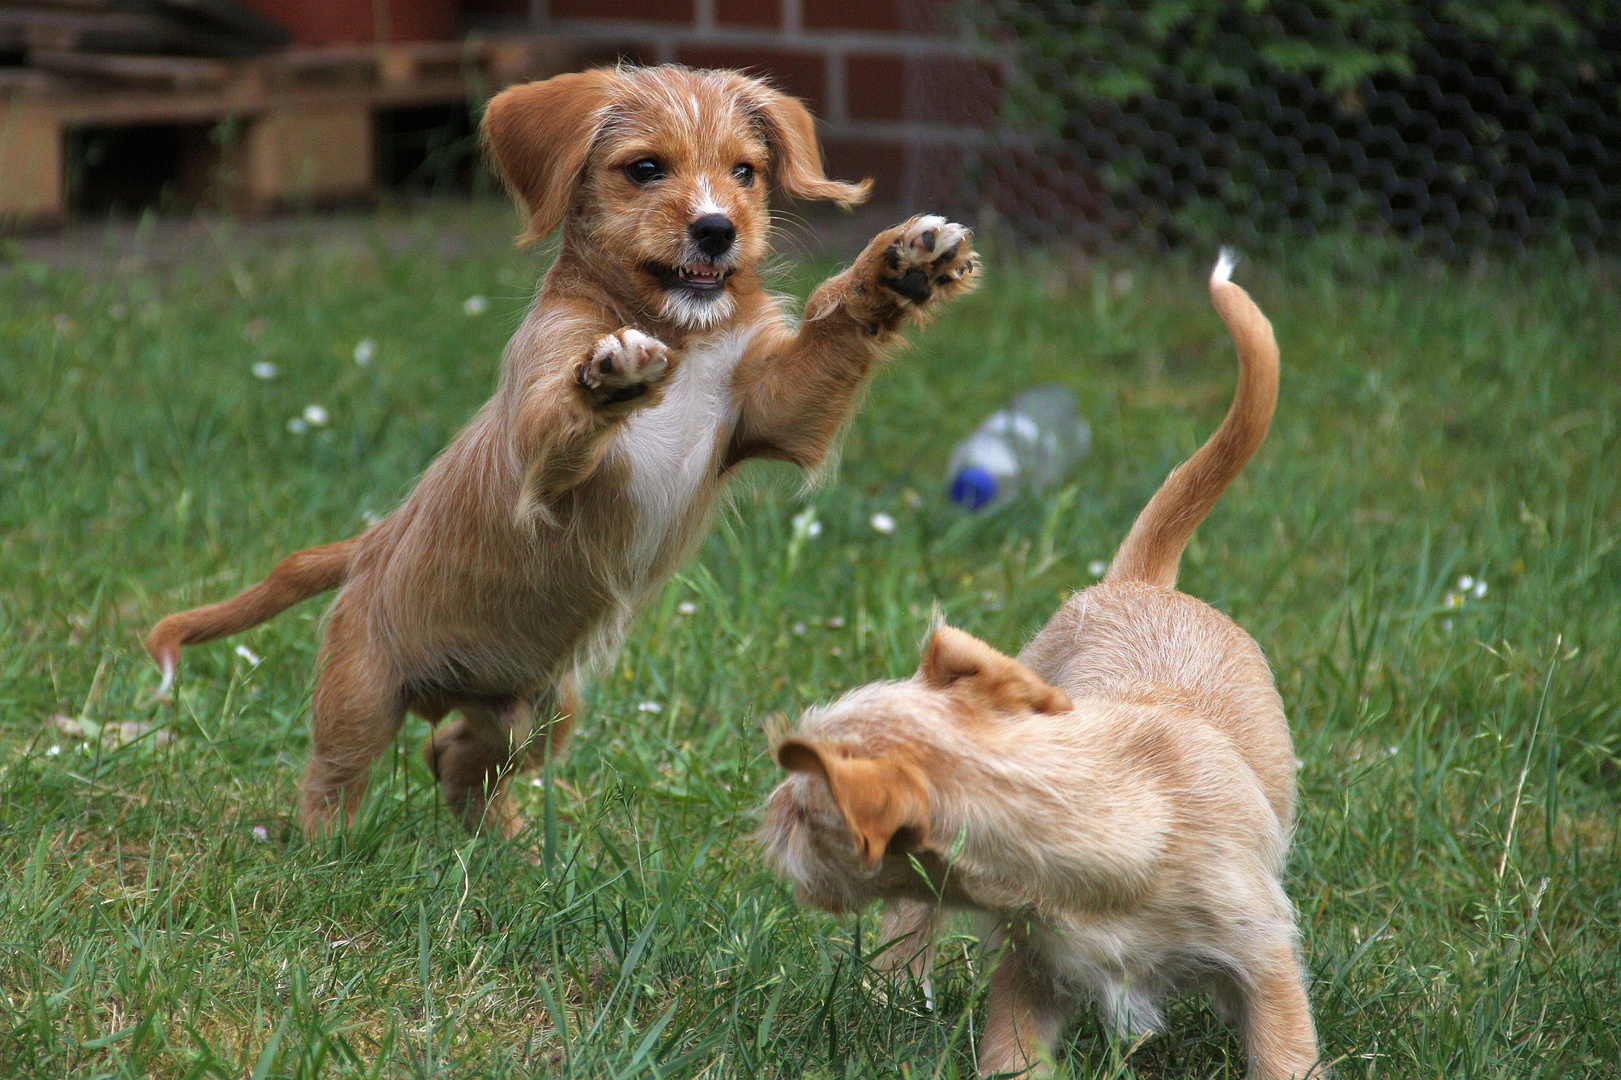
[
  {"xmin": 624, "ymin": 159, "xmax": 664, "ymax": 186},
  {"xmin": 732, "ymin": 163, "xmax": 755, "ymax": 187}
]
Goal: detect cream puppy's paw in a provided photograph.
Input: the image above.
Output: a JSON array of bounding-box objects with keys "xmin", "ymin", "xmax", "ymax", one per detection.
[
  {"xmin": 577, "ymin": 328, "xmax": 675, "ymax": 409},
  {"xmin": 877, "ymin": 215, "xmax": 979, "ymax": 307}
]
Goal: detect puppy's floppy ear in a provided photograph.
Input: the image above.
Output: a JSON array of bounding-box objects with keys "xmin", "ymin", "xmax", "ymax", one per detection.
[
  {"xmin": 778, "ymin": 738, "xmax": 929, "ymax": 869},
  {"xmin": 483, "ymin": 68, "xmax": 618, "ymax": 243},
  {"xmin": 739, "ymin": 80, "xmax": 871, "ymax": 208},
  {"xmin": 920, "ymin": 626, "xmax": 1072, "ymax": 716}
]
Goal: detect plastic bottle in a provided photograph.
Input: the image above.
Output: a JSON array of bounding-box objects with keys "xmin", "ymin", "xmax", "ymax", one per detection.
[{"xmin": 946, "ymin": 385, "xmax": 1091, "ymax": 509}]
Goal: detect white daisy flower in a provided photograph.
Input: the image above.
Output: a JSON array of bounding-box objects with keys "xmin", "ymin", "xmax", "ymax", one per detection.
[
  {"xmin": 677, "ymin": 600, "xmax": 697, "ymax": 615},
  {"xmin": 827, "ymin": 615, "xmax": 845, "ymax": 628},
  {"xmin": 1472, "ymin": 580, "xmax": 1488, "ymax": 599},
  {"xmin": 463, "ymin": 295, "xmax": 489, "ymax": 316},
  {"xmin": 870, "ymin": 512, "xmax": 897, "ymax": 535},
  {"xmin": 235, "ymin": 644, "xmax": 262, "ymax": 665},
  {"xmin": 302, "ymin": 404, "xmax": 329, "ymax": 427},
  {"xmin": 252, "ymin": 361, "xmax": 277, "ymax": 380},
  {"xmin": 353, "ymin": 339, "xmax": 375, "ymax": 366},
  {"xmin": 637, "ymin": 701, "xmax": 663, "ymax": 713},
  {"xmin": 287, "ymin": 417, "xmax": 308, "ymax": 434},
  {"xmin": 790, "ymin": 507, "xmax": 821, "ymax": 541},
  {"xmin": 1088, "ymin": 559, "xmax": 1108, "ymax": 578}
]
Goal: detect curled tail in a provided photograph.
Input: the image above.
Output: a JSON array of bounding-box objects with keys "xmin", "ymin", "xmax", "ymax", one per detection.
[
  {"xmin": 145, "ymin": 537, "xmax": 357, "ymax": 697},
  {"xmin": 1106, "ymin": 251, "xmax": 1279, "ymax": 588}
]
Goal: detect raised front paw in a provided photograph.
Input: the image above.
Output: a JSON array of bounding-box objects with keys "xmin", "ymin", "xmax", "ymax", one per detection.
[
  {"xmin": 875, "ymin": 215, "xmax": 979, "ymax": 308},
  {"xmin": 576, "ymin": 328, "xmax": 675, "ymax": 409}
]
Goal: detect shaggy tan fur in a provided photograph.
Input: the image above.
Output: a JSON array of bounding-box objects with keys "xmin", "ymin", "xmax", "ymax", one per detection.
[
  {"xmin": 144, "ymin": 64, "xmax": 979, "ymax": 836},
  {"xmin": 760, "ymin": 256, "xmax": 1322, "ymax": 1078}
]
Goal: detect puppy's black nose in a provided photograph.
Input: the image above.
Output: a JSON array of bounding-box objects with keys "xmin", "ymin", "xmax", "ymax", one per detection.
[{"xmin": 689, "ymin": 214, "xmax": 736, "ymax": 258}]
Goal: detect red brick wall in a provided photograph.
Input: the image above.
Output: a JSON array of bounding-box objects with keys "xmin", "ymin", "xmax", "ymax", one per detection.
[
  {"xmin": 244, "ymin": 0, "xmax": 458, "ymax": 44},
  {"xmin": 531, "ymin": 0, "xmax": 1001, "ymax": 209}
]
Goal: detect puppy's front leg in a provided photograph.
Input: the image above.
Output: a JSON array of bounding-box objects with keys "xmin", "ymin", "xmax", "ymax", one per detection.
[
  {"xmin": 979, "ymin": 927, "xmax": 1069, "ymax": 1078},
  {"xmin": 873, "ymin": 899, "xmax": 940, "ymax": 1007},
  {"xmin": 516, "ymin": 328, "xmax": 677, "ymax": 514},
  {"xmin": 728, "ymin": 215, "xmax": 978, "ymax": 468}
]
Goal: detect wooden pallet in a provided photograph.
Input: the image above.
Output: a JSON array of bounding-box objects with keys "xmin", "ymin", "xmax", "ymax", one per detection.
[{"xmin": 0, "ymin": 37, "xmax": 578, "ymax": 224}]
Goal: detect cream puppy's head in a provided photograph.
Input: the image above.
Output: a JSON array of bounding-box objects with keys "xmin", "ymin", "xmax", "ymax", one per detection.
[
  {"xmin": 483, "ymin": 65, "xmax": 870, "ymax": 329},
  {"xmin": 760, "ymin": 626, "xmax": 1072, "ymax": 913}
]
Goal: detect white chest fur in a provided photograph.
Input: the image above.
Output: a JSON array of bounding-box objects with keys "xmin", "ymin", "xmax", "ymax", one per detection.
[{"xmin": 615, "ymin": 327, "xmax": 748, "ymax": 580}]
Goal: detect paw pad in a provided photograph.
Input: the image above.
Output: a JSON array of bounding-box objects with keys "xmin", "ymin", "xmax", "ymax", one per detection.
[
  {"xmin": 877, "ymin": 215, "xmax": 977, "ymax": 305},
  {"xmin": 577, "ymin": 328, "xmax": 673, "ymax": 406}
]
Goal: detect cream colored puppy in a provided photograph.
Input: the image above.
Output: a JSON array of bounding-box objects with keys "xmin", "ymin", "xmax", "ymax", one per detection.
[
  {"xmin": 761, "ymin": 255, "xmax": 1321, "ymax": 1078},
  {"xmin": 144, "ymin": 64, "xmax": 979, "ymax": 836}
]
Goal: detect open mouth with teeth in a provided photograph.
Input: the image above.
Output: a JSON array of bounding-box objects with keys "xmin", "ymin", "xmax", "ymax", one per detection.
[{"xmin": 647, "ymin": 261, "xmax": 731, "ymax": 295}]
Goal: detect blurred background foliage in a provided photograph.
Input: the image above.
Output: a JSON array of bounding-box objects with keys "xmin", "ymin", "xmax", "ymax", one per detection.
[{"xmin": 968, "ymin": 1, "xmax": 1621, "ymax": 253}]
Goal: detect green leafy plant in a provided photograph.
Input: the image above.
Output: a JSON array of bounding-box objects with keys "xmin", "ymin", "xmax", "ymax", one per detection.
[{"xmin": 969, "ymin": 1, "xmax": 1621, "ymax": 249}]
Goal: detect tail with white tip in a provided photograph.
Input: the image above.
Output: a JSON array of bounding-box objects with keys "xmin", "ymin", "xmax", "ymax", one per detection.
[
  {"xmin": 145, "ymin": 537, "xmax": 357, "ymax": 698},
  {"xmin": 1106, "ymin": 250, "xmax": 1279, "ymax": 588}
]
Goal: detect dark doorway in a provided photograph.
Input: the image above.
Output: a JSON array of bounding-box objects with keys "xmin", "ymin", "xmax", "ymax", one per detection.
[
  {"xmin": 375, "ymin": 104, "xmax": 481, "ymax": 194},
  {"xmin": 66, "ymin": 123, "xmax": 223, "ymax": 215}
]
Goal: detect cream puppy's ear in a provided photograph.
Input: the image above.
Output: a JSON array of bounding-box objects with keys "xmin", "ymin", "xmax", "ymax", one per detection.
[
  {"xmin": 483, "ymin": 68, "xmax": 618, "ymax": 243},
  {"xmin": 920, "ymin": 626, "xmax": 1073, "ymax": 716},
  {"xmin": 736, "ymin": 78, "xmax": 872, "ymax": 208},
  {"xmin": 777, "ymin": 739, "xmax": 929, "ymax": 869}
]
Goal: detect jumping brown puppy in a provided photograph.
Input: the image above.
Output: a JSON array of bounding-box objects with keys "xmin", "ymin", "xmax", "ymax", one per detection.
[
  {"xmin": 761, "ymin": 254, "xmax": 1322, "ymax": 1078},
  {"xmin": 145, "ymin": 64, "xmax": 979, "ymax": 836}
]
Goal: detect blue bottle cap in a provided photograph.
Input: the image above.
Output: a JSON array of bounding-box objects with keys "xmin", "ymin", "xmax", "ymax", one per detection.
[{"xmin": 950, "ymin": 466, "xmax": 998, "ymax": 509}]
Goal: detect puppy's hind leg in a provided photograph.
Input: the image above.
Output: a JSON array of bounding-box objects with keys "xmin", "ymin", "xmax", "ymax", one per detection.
[
  {"xmin": 515, "ymin": 673, "xmax": 582, "ymax": 773},
  {"xmin": 424, "ymin": 698, "xmax": 532, "ymax": 837},
  {"xmin": 300, "ymin": 612, "xmax": 407, "ymax": 835}
]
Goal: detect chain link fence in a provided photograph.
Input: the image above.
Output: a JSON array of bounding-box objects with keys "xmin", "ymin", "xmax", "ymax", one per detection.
[{"xmin": 950, "ymin": 3, "xmax": 1621, "ymax": 256}]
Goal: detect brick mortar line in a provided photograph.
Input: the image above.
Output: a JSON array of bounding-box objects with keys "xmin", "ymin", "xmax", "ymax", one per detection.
[
  {"xmin": 824, "ymin": 50, "xmax": 846, "ymax": 122},
  {"xmin": 824, "ymin": 120, "xmax": 990, "ymax": 144},
  {"xmin": 544, "ymin": 20, "xmax": 986, "ymax": 58}
]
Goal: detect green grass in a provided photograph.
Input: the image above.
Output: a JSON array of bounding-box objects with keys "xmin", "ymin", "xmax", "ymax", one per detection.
[{"xmin": 1, "ymin": 203, "xmax": 1618, "ymax": 1078}]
